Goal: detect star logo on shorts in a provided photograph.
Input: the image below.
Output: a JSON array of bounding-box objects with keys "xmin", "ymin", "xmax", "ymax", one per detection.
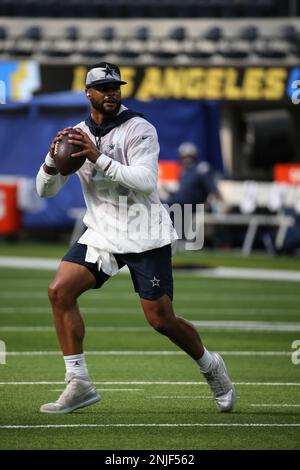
[
  {"xmin": 108, "ymin": 143, "xmax": 115, "ymax": 150},
  {"xmin": 150, "ymin": 276, "xmax": 160, "ymax": 287}
]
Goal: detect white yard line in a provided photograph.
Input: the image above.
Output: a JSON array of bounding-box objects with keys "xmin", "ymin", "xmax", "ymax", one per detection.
[
  {"xmin": 1, "ymin": 307, "xmax": 299, "ymax": 316},
  {"xmin": 151, "ymin": 396, "xmax": 212, "ymax": 399},
  {"xmin": 193, "ymin": 321, "xmax": 300, "ymax": 332},
  {"xmin": 0, "ymin": 381, "xmax": 299, "ymax": 386},
  {"xmin": 4, "ymin": 350, "xmax": 292, "ymax": 356},
  {"xmin": 50, "ymin": 388, "xmax": 144, "ymax": 392},
  {"xmin": 2, "ymin": 322, "xmax": 300, "ymax": 332},
  {"xmin": 0, "ymin": 326, "xmax": 149, "ymax": 332},
  {"xmin": 251, "ymin": 404, "xmax": 300, "ymax": 407},
  {"xmin": 0, "ymin": 423, "xmax": 300, "ymax": 429},
  {"xmin": 0, "ymin": 257, "xmax": 59, "ymax": 270},
  {"xmin": 182, "ymin": 267, "xmax": 300, "ymax": 282},
  {"xmin": 1, "ymin": 256, "xmax": 300, "ymax": 282},
  {"xmin": 1, "ymin": 291, "xmax": 299, "ymax": 301},
  {"xmin": 0, "ymin": 292, "xmax": 135, "ymax": 299}
]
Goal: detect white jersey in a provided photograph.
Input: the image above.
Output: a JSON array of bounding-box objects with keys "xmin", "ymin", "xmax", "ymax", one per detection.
[{"xmin": 36, "ymin": 105, "xmax": 177, "ymax": 275}]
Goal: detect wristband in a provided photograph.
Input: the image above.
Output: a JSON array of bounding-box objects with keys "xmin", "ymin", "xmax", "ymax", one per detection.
[
  {"xmin": 95, "ymin": 154, "xmax": 113, "ymax": 173},
  {"xmin": 45, "ymin": 153, "xmax": 56, "ymax": 168}
]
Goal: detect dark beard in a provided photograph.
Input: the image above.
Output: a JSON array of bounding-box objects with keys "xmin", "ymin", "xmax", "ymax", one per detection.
[{"xmin": 91, "ymin": 99, "xmax": 121, "ymax": 118}]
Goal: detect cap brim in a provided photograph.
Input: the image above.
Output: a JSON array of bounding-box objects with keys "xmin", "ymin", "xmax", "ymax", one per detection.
[{"xmin": 87, "ymin": 79, "xmax": 127, "ymax": 88}]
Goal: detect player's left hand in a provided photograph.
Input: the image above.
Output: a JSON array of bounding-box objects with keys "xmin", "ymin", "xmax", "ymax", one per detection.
[{"xmin": 68, "ymin": 128, "xmax": 100, "ymax": 163}]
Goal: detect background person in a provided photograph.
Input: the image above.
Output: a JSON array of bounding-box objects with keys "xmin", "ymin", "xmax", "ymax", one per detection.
[
  {"xmin": 164, "ymin": 142, "xmax": 223, "ymax": 211},
  {"xmin": 162, "ymin": 142, "xmax": 225, "ymax": 242}
]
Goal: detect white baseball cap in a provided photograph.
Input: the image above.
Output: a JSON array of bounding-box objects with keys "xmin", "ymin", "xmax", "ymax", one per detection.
[
  {"xmin": 86, "ymin": 63, "xmax": 127, "ymax": 88},
  {"xmin": 178, "ymin": 142, "xmax": 198, "ymax": 157}
]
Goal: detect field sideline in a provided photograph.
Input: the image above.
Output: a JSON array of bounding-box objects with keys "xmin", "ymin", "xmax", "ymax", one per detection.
[{"xmin": 0, "ymin": 245, "xmax": 299, "ymax": 450}]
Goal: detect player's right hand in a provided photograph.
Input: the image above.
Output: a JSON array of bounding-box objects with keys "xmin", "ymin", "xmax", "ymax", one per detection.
[{"xmin": 49, "ymin": 127, "xmax": 73, "ymax": 158}]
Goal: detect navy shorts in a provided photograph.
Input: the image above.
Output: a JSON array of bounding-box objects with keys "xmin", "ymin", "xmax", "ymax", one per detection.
[{"xmin": 62, "ymin": 243, "xmax": 173, "ymax": 301}]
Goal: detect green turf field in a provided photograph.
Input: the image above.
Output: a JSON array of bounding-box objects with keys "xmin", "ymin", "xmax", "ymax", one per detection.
[{"xmin": 0, "ymin": 248, "xmax": 300, "ymax": 450}]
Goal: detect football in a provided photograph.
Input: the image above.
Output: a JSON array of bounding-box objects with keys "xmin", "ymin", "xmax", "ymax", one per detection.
[{"xmin": 53, "ymin": 128, "xmax": 86, "ymax": 176}]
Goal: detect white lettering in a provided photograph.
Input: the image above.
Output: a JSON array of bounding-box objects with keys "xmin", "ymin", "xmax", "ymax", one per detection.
[
  {"xmin": 291, "ymin": 80, "xmax": 300, "ymax": 105},
  {"xmin": 105, "ymin": 454, "xmax": 139, "ymax": 467},
  {"xmin": 291, "ymin": 340, "xmax": 300, "ymax": 365}
]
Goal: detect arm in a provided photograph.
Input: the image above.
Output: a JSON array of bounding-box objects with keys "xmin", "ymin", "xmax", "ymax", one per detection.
[
  {"xmin": 68, "ymin": 122, "xmax": 159, "ymax": 195},
  {"xmin": 97, "ymin": 127, "xmax": 159, "ymax": 195},
  {"xmin": 196, "ymin": 162, "xmax": 222, "ymax": 197},
  {"xmin": 36, "ymin": 153, "xmax": 69, "ymax": 197}
]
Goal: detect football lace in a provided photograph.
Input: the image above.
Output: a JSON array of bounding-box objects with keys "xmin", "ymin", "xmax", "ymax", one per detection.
[{"xmin": 54, "ymin": 140, "xmax": 59, "ymax": 155}]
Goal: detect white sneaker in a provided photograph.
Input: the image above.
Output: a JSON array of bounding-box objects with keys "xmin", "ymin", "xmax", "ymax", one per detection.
[
  {"xmin": 40, "ymin": 372, "xmax": 101, "ymax": 414},
  {"xmin": 202, "ymin": 352, "xmax": 236, "ymax": 412}
]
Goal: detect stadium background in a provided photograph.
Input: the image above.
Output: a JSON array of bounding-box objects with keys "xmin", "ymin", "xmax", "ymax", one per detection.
[{"xmin": 0, "ymin": 0, "xmax": 300, "ymax": 453}]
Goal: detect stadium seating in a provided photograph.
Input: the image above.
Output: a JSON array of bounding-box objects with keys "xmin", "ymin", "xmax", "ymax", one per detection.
[
  {"xmin": 0, "ymin": 0, "xmax": 299, "ymax": 63},
  {"xmin": 0, "ymin": 17, "xmax": 300, "ymax": 64}
]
